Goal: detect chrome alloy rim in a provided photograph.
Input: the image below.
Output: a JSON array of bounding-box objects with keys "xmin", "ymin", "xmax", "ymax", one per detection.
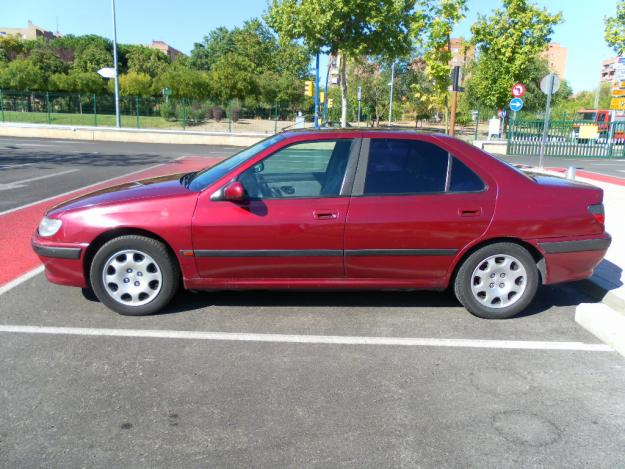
[
  {"xmin": 470, "ymin": 254, "xmax": 528, "ymax": 309},
  {"xmin": 102, "ymin": 250, "xmax": 162, "ymax": 306}
]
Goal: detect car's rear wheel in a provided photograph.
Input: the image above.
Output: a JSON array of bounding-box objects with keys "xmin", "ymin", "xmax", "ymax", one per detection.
[
  {"xmin": 454, "ymin": 243, "xmax": 538, "ymax": 319},
  {"xmin": 90, "ymin": 235, "xmax": 179, "ymax": 316}
]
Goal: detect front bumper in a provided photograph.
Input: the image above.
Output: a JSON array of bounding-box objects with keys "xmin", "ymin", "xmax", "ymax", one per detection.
[{"xmin": 32, "ymin": 238, "xmax": 89, "ymax": 288}]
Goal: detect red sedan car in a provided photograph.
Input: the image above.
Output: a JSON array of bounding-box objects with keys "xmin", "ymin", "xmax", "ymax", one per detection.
[{"xmin": 32, "ymin": 130, "xmax": 610, "ymax": 319}]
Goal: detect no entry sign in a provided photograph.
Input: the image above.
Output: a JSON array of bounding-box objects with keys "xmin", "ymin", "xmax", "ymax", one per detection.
[{"xmin": 512, "ymin": 83, "xmax": 526, "ymax": 98}]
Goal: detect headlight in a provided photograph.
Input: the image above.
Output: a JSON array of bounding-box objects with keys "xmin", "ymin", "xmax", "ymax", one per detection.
[{"xmin": 38, "ymin": 216, "xmax": 62, "ymax": 237}]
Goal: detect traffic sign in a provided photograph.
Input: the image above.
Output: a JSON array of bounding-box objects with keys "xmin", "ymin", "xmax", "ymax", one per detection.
[
  {"xmin": 540, "ymin": 74, "xmax": 561, "ymax": 94},
  {"xmin": 610, "ymin": 97, "xmax": 625, "ymax": 110},
  {"xmin": 498, "ymin": 108, "xmax": 507, "ymax": 119},
  {"xmin": 97, "ymin": 67, "xmax": 116, "ymax": 79},
  {"xmin": 509, "ymin": 98, "xmax": 524, "ymax": 112},
  {"xmin": 512, "ymin": 83, "xmax": 526, "ymax": 98},
  {"xmin": 612, "ymin": 89, "xmax": 625, "ymax": 97}
]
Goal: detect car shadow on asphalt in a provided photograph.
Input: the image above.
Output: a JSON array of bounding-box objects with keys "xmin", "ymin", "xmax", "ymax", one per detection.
[
  {"xmin": 0, "ymin": 152, "xmax": 170, "ymax": 169},
  {"xmin": 79, "ymin": 282, "xmax": 599, "ymax": 318}
]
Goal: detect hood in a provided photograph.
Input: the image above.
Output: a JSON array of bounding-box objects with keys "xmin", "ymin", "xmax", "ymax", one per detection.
[{"xmin": 48, "ymin": 172, "xmax": 194, "ymax": 215}]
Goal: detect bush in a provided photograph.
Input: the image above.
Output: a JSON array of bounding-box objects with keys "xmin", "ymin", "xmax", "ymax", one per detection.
[
  {"xmin": 203, "ymin": 104, "xmax": 213, "ymax": 120},
  {"xmin": 187, "ymin": 108, "xmax": 205, "ymax": 126},
  {"xmin": 160, "ymin": 101, "xmax": 176, "ymax": 121},
  {"xmin": 212, "ymin": 106, "xmax": 224, "ymax": 122},
  {"xmin": 231, "ymin": 107, "xmax": 241, "ymax": 122}
]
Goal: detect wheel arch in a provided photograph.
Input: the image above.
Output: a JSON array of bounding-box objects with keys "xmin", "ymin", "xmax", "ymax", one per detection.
[
  {"xmin": 448, "ymin": 237, "xmax": 546, "ymax": 288},
  {"xmin": 83, "ymin": 227, "xmax": 182, "ymax": 287}
]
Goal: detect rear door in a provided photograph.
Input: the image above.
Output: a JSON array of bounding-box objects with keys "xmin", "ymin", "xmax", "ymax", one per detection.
[{"xmin": 344, "ymin": 137, "xmax": 496, "ymax": 286}]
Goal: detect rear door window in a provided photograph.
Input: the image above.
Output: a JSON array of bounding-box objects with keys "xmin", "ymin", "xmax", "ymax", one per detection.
[
  {"xmin": 364, "ymin": 139, "xmax": 448, "ymax": 195},
  {"xmin": 362, "ymin": 139, "xmax": 484, "ymax": 195}
]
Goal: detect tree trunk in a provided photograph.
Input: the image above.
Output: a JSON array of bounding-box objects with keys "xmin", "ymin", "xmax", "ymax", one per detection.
[{"xmin": 339, "ymin": 51, "xmax": 348, "ymax": 128}]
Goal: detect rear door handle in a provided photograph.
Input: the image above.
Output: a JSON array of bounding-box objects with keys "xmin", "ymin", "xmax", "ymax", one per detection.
[
  {"xmin": 459, "ymin": 208, "xmax": 482, "ymax": 217},
  {"xmin": 313, "ymin": 210, "xmax": 338, "ymax": 220}
]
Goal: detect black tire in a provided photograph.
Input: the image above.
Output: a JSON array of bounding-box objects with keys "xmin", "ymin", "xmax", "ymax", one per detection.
[
  {"xmin": 454, "ymin": 242, "xmax": 539, "ymax": 319},
  {"xmin": 89, "ymin": 235, "xmax": 180, "ymax": 316}
]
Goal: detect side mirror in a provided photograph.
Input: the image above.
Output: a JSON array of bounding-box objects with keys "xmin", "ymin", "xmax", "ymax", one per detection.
[{"xmin": 223, "ymin": 181, "xmax": 246, "ymax": 202}]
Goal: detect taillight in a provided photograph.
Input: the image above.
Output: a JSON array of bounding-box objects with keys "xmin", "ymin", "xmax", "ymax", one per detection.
[{"xmin": 588, "ymin": 204, "xmax": 605, "ymax": 225}]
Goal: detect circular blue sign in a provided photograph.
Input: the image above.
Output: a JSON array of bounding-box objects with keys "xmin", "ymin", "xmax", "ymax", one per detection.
[{"xmin": 509, "ymin": 97, "xmax": 524, "ymax": 112}]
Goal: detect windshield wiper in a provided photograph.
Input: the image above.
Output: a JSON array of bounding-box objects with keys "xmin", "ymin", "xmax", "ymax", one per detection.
[{"xmin": 179, "ymin": 171, "xmax": 198, "ymax": 188}]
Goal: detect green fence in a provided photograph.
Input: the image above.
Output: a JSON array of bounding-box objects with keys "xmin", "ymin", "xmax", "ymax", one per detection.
[
  {"xmin": 507, "ymin": 118, "xmax": 625, "ymax": 158},
  {"xmin": 0, "ymin": 89, "xmax": 311, "ymax": 133}
]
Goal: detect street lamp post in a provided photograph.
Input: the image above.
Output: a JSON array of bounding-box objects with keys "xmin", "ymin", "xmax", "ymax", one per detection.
[
  {"xmin": 111, "ymin": 0, "xmax": 121, "ymax": 128},
  {"xmin": 388, "ymin": 61, "xmax": 395, "ymax": 127}
]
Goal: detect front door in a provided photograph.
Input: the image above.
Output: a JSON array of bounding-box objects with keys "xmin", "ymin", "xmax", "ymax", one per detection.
[
  {"xmin": 191, "ymin": 138, "xmax": 358, "ymax": 278},
  {"xmin": 344, "ymin": 137, "xmax": 496, "ymax": 287}
]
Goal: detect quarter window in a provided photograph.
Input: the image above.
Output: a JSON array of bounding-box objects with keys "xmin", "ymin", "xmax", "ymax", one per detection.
[
  {"xmin": 238, "ymin": 139, "xmax": 354, "ymax": 199},
  {"xmin": 450, "ymin": 157, "xmax": 485, "ymax": 192}
]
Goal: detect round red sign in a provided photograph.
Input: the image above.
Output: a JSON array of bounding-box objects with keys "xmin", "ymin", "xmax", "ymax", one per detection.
[{"xmin": 512, "ymin": 83, "xmax": 526, "ymax": 98}]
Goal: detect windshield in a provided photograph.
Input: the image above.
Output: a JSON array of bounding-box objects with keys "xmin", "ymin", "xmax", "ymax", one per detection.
[
  {"xmin": 187, "ymin": 134, "xmax": 285, "ymax": 191},
  {"xmin": 576, "ymin": 112, "xmax": 597, "ymax": 121}
]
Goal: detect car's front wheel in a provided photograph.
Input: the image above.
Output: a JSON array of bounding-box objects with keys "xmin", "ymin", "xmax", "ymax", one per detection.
[
  {"xmin": 454, "ymin": 243, "xmax": 539, "ymax": 319},
  {"xmin": 90, "ymin": 235, "xmax": 179, "ymax": 315}
]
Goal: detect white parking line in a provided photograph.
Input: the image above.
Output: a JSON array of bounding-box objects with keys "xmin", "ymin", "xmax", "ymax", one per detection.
[
  {"xmin": 0, "ymin": 169, "xmax": 79, "ymax": 191},
  {"xmin": 0, "ymin": 163, "xmax": 33, "ymax": 169},
  {"xmin": 0, "ymin": 325, "xmax": 613, "ymax": 352},
  {"xmin": 0, "ymin": 158, "xmax": 180, "ymax": 217},
  {"xmin": 0, "ymin": 266, "xmax": 44, "ymax": 296}
]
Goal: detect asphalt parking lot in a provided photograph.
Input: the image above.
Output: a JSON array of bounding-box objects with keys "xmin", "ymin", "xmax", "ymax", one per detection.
[{"xmin": 1, "ymin": 137, "xmax": 625, "ymax": 467}]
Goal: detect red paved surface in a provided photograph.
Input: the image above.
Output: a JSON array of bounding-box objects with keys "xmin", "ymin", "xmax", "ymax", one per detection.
[
  {"xmin": 548, "ymin": 167, "xmax": 625, "ymax": 187},
  {"xmin": 0, "ymin": 156, "xmax": 220, "ymax": 288}
]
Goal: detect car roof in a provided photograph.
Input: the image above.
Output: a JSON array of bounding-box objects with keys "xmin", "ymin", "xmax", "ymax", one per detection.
[{"xmin": 281, "ymin": 128, "xmax": 448, "ymax": 139}]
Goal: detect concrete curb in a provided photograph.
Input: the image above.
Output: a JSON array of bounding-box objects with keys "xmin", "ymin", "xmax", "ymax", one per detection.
[
  {"xmin": 0, "ymin": 122, "xmax": 268, "ymax": 146},
  {"xmin": 575, "ymin": 303, "xmax": 625, "ymax": 357}
]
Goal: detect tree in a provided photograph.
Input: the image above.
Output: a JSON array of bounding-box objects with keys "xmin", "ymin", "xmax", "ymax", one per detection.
[
  {"xmin": 0, "ymin": 59, "xmax": 45, "ymax": 90},
  {"xmin": 605, "ymin": 0, "xmax": 625, "ymax": 55},
  {"xmin": 468, "ymin": 0, "xmax": 562, "ymax": 110},
  {"xmin": 119, "ymin": 71, "xmax": 153, "ymax": 96},
  {"xmin": 49, "ymin": 71, "xmax": 106, "ymax": 94},
  {"xmin": 28, "ymin": 45, "xmax": 67, "ymax": 79},
  {"xmin": 152, "ymin": 66, "xmax": 212, "ymax": 100},
  {"xmin": 418, "ymin": 0, "xmax": 467, "ymax": 130},
  {"xmin": 0, "ymin": 35, "xmax": 26, "ymax": 62},
  {"xmin": 124, "ymin": 46, "xmax": 170, "ymax": 77},
  {"xmin": 350, "ymin": 59, "xmax": 393, "ymax": 126},
  {"xmin": 209, "ymin": 53, "xmax": 260, "ymax": 103},
  {"xmin": 267, "ymin": 0, "xmax": 419, "ymax": 126},
  {"xmin": 72, "ymin": 44, "xmax": 113, "ymax": 73}
]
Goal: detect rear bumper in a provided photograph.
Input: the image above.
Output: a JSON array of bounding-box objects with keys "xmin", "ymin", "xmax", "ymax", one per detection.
[
  {"xmin": 32, "ymin": 237, "xmax": 89, "ymax": 288},
  {"xmin": 535, "ymin": 234, "xmax": 611, "ymax": 285}
]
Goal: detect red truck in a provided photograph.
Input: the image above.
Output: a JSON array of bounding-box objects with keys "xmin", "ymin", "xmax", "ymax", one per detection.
[{"xmin": 574, "ymin": 109, "xmax": 625, "ymax": 140}]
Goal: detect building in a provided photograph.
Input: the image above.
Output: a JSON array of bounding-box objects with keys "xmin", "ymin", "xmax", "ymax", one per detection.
[
  {"xmin": 327, "ymin": 54, "xmax": 341, "ymax": 86},
  {"xmin": 540, "ymin": 43, "xmax": 568, "ymax": 78},
  {"xmin": 147, "ymin": 40, "xmax": 184, "ymax": 61},
  {"xmin": 600, "ymin": 57, "xmax": 619, "ymax": 83},
  {"xmin": 0, "ymin": 20, "xmax": 58, "ymax": 40},
  {"xmin": 448, "ymin": 37, "xmax": 475, "ymax": 66}
]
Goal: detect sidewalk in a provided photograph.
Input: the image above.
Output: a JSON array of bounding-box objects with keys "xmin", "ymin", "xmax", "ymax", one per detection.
[{"xmin": 542, "ymin": 167, "xmax": 625, "ymax": 356}]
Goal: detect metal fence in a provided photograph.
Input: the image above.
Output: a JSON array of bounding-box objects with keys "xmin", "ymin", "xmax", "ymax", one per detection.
[
  {"xmin": 0, "ymin": 89, "xmax": 313, "ymax": 133},
  {"xmin": 507, "ymin": 119, "xmax": 625, "ymax": 158}
]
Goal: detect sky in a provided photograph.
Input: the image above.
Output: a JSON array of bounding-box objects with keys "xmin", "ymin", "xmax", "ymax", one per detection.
[{"xmin": 1, "ymin": 0, "xmax": 618, "ymax": 92}]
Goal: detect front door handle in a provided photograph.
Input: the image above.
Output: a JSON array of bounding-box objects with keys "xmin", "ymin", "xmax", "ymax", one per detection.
[
  {"xmin": 459, "ymin": 208, "xmax": 482, "ymax": 217},
  {"xmin": 313, "ymin": 210, "xmax": 338, "ymax": 220}
]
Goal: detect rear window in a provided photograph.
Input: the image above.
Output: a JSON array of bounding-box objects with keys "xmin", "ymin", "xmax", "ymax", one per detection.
[{"xmin": 576, "ymin": 112, "xmax": 597, "ymax": 121}]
